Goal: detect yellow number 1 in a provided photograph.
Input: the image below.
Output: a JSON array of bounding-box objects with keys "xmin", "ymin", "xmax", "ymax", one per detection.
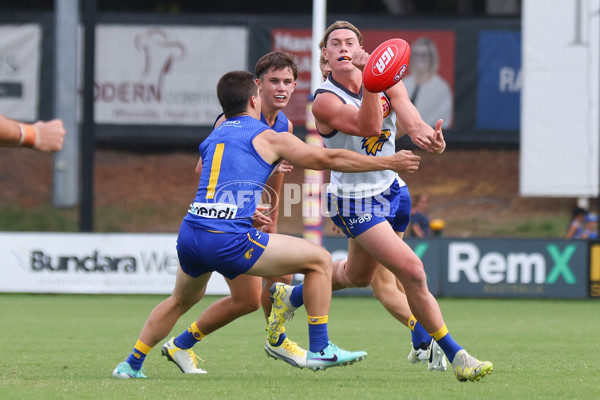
[{"xmin": 206, "ymin": 143, "xmax": 225, "ymax": 199}]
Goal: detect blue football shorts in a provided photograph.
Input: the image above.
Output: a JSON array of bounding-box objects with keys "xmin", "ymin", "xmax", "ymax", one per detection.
[
  {"xmin": 176, "ymin": 220, "xmax": 270, "ymax": 279},
  {"xmin": 328, "ymin": 179, "xmax": 412, "ymax": 238}
]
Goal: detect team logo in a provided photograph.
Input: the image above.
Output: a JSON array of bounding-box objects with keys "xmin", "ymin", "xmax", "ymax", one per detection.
[
  {"xmin": 244, "ymin": 248, "xmax": 254, "ymax": 259},
  {"xmin": 361, "ymin": 129, "xmax": 391, "ymax": 155}
]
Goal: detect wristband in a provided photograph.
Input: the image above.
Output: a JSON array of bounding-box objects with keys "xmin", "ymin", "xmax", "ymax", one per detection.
[{"xmin": 18, "ymin": 123, "xmax": 36, "ymax": 148}]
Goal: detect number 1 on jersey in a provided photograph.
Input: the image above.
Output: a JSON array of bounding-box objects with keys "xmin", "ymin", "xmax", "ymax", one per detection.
[{"xmin": 206, "ymin": 143, "xmax": 225, "ymax": 199}]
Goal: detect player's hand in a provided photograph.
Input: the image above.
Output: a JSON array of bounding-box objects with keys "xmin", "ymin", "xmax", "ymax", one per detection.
[
  {"xmin": 32, "ymin": 119, "xmax": 65, "ymax": 153},
  {"xmin": 412, "ymin": 119, "xmax": 446, "ymax": 154},
  {"xmin": 351, "ymin": 49, "xmax": 369, "ymax": 72},
  {"xmin": 389, "ymin": 150, "xmax": 420, "ymax": 174},
  {"xmin": 252, "ymin": 205, "xmax": 272, "ymax": 228},
  {"xmin": 274, "ymin": 160, "xmax": 293, "ymax": 174}
]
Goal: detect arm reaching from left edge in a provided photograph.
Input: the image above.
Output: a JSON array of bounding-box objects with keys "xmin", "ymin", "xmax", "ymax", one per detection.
[{"xmin": 0, "ymin": 114, "xmax": 65, "ymax": 153}]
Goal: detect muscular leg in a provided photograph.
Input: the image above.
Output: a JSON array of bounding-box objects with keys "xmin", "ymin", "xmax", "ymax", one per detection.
[
  {"xmin": 194, "ymin": 274, "xmax": 262, "ymax": 335},
  {"xmin": 138, "ymin": 267, "xmax": 211, "ymax": 347},
  {"xmin": 354, "ymin": 222, "xmax": 444, "ymax": 334},
  {"xmin": 370, "ymin": 265, "xmax": 411, "ymax": 326},
  {"xmin": 249, "ymin": 233, "xmax": 332, "ymax": 317}
]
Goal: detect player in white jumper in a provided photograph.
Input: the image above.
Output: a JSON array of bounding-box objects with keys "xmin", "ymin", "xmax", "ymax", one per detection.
[{"xmin": 267, "ymin": 20, "xmax": 493, "ymax": 383}]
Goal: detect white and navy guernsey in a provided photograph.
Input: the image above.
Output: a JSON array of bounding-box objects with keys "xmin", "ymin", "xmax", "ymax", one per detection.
[{"xmin": 314, "ymin": 73, "xmax": 406, "ymax": 198}]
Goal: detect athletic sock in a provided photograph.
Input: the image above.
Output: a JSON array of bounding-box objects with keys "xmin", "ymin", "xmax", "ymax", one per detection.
[
  {"xmin": 431, "ymin": 324, "xmax": 463, "ymax": 363},
  {"xmin": 307, "ymin": 315, "xmax": 329, "ymax": 353},
  {"xmin": 174, "ymin": 321, "xmax": 206, "ymax": 350},
  {"xmin": 273, "ymin": 328, "xmax": 287, "ymax": 346},
  {"xmin": 290, "ymin": 285, "xmax": 304, "ymax": 308},
  {"xmin": 125, "ymin": 340, "xmax": 151, "ymax": 370},
  {"xmin": 407, "ymin": 315, "xmax": 432, "ymax": 348}
]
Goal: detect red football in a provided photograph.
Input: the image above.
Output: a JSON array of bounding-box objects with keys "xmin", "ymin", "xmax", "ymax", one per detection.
[{"xmin": 363, "ymin": 38, "xmax": 411, "ymax": 93}]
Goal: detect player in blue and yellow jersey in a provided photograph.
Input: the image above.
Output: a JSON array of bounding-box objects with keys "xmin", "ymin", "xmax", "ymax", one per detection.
[
  {"xmin": 267, "ymin": 21, "xmax": 493, "ymax": 383},
  {"xmin": 160, "ymin": 52, "xmax": 306, "ymax": 373},
  {"xmin": 113, "ymin": 69, "xmax": 422, "ymax": 378}
]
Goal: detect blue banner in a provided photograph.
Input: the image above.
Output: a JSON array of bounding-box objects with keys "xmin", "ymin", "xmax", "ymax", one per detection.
[{"xmin": 476, "ymin": 31, "xmax": 521, "ymax": 130}]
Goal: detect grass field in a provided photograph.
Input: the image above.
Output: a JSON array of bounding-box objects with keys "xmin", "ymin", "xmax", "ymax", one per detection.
[{"xmin": 0, "ymin": 294, "xmax": 598, "ymax": 400}]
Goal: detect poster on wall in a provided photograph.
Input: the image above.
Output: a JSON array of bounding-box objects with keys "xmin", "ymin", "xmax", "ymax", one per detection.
[
  {"xmin": 0, "ymin": 24, "xmax": 41, "ymax": 122},
  {"xmin": 94, "ymin": 25, "xmax": 247, "ymax": 126},
  {"xmin": 477, "ymin": 31, "xmax": 521, "ymax": 130}
]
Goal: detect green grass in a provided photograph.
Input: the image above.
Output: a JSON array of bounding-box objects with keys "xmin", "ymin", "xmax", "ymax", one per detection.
[
  {"xmin": 0, "ymin": 294, "xmax": 598, "ymax": 399},
  {"xmin": 0, "ymin": 204, "xmax": 571, "ymax": 238}
]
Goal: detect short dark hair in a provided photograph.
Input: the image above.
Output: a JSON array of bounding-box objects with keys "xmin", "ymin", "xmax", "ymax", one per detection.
[
  {"xmin": 254, "ymin": 51, "xmax": 298, "ymax": 81},
  {"xmin": 216, "ymin": 70, "xmax": 258, "ymax": 118}
]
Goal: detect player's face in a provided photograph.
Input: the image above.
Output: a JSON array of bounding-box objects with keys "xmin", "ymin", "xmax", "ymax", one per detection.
[
  {"xmin": 323, "ymin": 29, "xmax": 361, "ymax": 71},
  {"xmin": 257, "ymin": 67, "xmax": 296, "ymax": 111}
]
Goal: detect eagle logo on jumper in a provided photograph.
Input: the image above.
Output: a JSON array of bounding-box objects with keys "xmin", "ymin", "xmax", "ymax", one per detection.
[
  {"xmin": 361, "ymin": 129, "xmax": 391, "ymax": 156},
  {"xmin": 244, "ymin": 248, "xmax": 254, "ymax": 259}
]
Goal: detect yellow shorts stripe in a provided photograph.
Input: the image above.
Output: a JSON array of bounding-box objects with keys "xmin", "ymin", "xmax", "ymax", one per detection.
[{"xmin": 247, "ymin": 232, "xmax": 267, "ymax": 249}]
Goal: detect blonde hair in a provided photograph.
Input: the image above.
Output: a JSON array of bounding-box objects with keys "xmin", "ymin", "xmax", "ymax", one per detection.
[{"xmin": 319, "ymin": 20, "xmax": 363, "ymax": 50}]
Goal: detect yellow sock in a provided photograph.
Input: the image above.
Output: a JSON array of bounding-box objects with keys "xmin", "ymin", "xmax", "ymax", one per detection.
[
  {"xmin": 188, "ymin": 321, "xmax": 207, "ymax": 341},
  {"xmin": 134, "ymin": 340, "xmax": 151, "ymax": 356},
  {"xmin": 430, "ymin": 324, "xmax": 449, "ymax": 341}
]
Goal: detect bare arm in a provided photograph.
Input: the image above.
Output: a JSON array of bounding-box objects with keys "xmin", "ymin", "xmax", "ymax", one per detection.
[
  {"xmin": 312, "ymin": 50, "xmax": 383, "ymax": 138},
  {"xmin": 253, "ymin": 129, "xmax": 419, "ymax": 175},
  {"xmin": 388, "ymin": 83, "xmax": 446, "ymax": 154},
  {"xmin": 0, "ymin": 114, "xmax": 65, "ymax": 153}
]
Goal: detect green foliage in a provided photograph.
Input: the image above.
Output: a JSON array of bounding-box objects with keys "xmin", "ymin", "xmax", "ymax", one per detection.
[{"xmin": 0, "ymin": 294, "xmax": 598, "ymax": 399}]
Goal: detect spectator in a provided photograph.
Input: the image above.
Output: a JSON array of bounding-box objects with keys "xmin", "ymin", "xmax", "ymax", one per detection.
[
  {"xmin": 409, "ymin": 194, "xmax": 431, "ymax": 237},
  {"xmin": 566, "ymin": 206, "xmax": 587, "ymax": 239},
  {"xmin": 578, "ymin": 213, "xmax": 598, "ymax": 239}
]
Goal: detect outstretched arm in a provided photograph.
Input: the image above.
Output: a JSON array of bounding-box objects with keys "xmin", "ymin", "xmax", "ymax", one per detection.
[
  {"xmin": 0, "ymin": 114, "xmax": 65, "ymax": 153},
  {"xmin": 388, "ymin": 83, "xmax": 445, "ymax": 154},
  {"xmin": 254, "ymin": 129, "xmax": 420, "ymax": 175}
]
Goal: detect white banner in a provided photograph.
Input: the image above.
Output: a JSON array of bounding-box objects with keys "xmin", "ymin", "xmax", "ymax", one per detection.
[
  {"xmin": 520, "ymin": 0, "xmax": 600, "ymax": 197},
  {"xmin": 0, "ymin": 232, "xmax": 229, "ymax": 295},
  {"xmin": 0, "ymin": 24, "xmax": 41, "ymax": 121},
  {"xmin": 94, "ymin": 25, "xmax": 248, "ymax": 125}
]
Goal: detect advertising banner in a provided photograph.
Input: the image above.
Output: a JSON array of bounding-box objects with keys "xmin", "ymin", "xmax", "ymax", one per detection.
[
  {"xmin": 0, "ymin": 232, "xmax": 229, "ymax": 295},
  {"xmin": 442, "ymin": 239, "xmax": 589, "ymax": 298},
  {"xmin": 476, "ymin": 31, "xmax": 521, "ymax": 130},
  {"xmin": 0, "ymin": 24, "xmax": 41, "ymax": 121},
  {"xmin": 94, "ymin": 25, "xmax": 247, "ymax": 126}
]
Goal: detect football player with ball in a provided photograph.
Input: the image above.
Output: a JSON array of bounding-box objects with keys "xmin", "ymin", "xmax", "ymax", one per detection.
[{"xmin": 267, "ymin": 20, "xmax": 493, "ymax": 383}]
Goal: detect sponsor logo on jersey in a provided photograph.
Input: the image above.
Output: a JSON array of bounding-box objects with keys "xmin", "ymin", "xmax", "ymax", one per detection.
[
  {"xmin": 381, "ymin": 95, "xmax": 391, "ymax": 118},
  {"xmin": 188, "ymin": 202, "xmax": 238, "ymax": 219}
]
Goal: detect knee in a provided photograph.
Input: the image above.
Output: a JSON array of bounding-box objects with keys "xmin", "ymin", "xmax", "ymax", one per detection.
[
  {"xmin": 232, "ymin": 291, "xmax": 261, "ymax": 315},
  {"xmin": 401, "ymin": 260, "xmax": 427, "ymax": 288},
  {"xmin": 308, "ymin": 247, "xmax": 333, "ymax": 280},
  {"xmin": 168, "ymin": 294, "xmax": 200, "ymax": 313}
]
